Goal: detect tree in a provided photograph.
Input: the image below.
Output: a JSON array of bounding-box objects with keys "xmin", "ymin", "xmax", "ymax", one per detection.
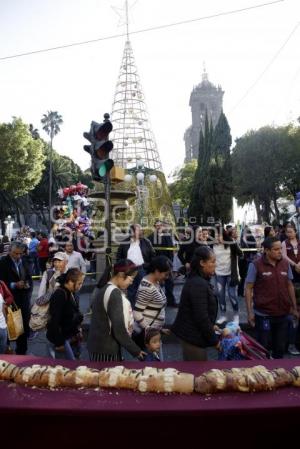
[
  {"xmin": 29, "ymin": 123, "xmax": 40, "ymax": 140},
  {"xmin": 203, "ymin": 112, "xmax": 233, "ymax": 223},
  {"xmin": 232, "ymin": 125, "xmax": 299, "ymax": 223},
  {"xmin": 30, "ymin": 148, "xmax": 92, "ymax": 211},
  {"xmin": 41, "ymin": 111, "xmax": 63, "ymax": 228},
  {"xmin": 189, "ymin": 111, "xmax": 233, "ymax": 224},
  {"xmin": 0, "ymin": 117, "xmax": 45, "ymax": 233},
  {"xmin": 280, "ymin": 125, "xmax": 300, "ymax": 198},
  {"xmin": 189, "ymin": 113, "xmax": 213, "ymax": 223},
  {"xmin": 168, "ymin": 160, "xmax": 197, "ymax": 208}
]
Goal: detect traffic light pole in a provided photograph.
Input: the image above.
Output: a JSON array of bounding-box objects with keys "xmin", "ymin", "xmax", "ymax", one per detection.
[
  {"xmin": 83, "ymin": 112, "xmax": 114, "ymax": 272},
  {"xmin": 104, "ymin": 172, "xmax": 112, "ymax": 270}
]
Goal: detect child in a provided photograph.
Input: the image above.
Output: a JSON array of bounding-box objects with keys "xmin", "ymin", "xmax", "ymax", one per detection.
[
  {"xmin": 144, "ymin": 327, "xmax": 161, "ymax": 361},
  {"xmin": 218, "ymin": 321, "xmax": 245, "ymax": 361}
]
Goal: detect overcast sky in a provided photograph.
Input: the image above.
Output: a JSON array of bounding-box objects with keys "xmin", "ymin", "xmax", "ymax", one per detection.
[{"xmin": 0, "ymin": 0, "xmax": 299, "ymax": 189}]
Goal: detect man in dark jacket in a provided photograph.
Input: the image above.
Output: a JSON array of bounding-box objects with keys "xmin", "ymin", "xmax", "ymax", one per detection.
[
  {"xmin": 0, "ymin": 241, "xmax": 32, "ymax": 354},
  {"xmin": 148, "ymin": 220, "xmax": 177, "ymax": 307},
  {"xmin": 178, "ymin": 226, "xmax": 209, "ymax": 271},
  {"xmin": 116, "ymin": 224, "xmax": 155, "ymax": 306},
  {"xmin": 245, "ymin": 236, "xmax": 298, "ymax": 358}
]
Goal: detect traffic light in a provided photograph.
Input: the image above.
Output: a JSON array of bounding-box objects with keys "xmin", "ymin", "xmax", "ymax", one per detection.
[{"xmin": 83, "ymin": 113, "xmax": 114, "ymax": 182}]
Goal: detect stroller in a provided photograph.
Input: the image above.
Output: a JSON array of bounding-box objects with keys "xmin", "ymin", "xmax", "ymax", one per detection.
[{"xmin": 218, "ymin": 322, "xmax": 271, "ymax": 361}]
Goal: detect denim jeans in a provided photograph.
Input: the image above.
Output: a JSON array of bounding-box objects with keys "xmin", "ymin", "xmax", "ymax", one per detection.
[
  {"xmin": 287, "ymin": 314, "xmax": 298, "ymax": 345},
  {"xmin": 28, "ymin": 329, "xmax": 52, "ymax": 357},
  {"xmin": 0, "ymin": 327, "xmax": 8, "ymax": 354},
  {"xmin": 29, "ymin": 253, "xmax": 40, "ymax": 276},
  {"xmin": 215, "ymin": 275, "xmax": 239, "ymax": 313},
  {"xmin": 49, "ymin": 339, "xmax": 76, "ymax": 360},
  {"xmin": 255, "ymin": 314, "xmax": 289, "ymax": 359}
]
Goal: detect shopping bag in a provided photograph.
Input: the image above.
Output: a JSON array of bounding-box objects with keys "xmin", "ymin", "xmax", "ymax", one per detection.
[{"xmin": 7, "ymin": 304, "xmax": 24, "ymax": 341}]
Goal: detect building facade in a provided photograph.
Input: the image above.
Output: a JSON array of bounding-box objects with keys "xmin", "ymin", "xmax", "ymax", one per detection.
[{"xmin": 184, "ymin": 69, "xmax": 224, "ymax": 162}]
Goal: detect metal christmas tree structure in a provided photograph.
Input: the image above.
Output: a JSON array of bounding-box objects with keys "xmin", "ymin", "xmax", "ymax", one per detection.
[
  {"xmin": 110, "ymin": 39, "xmax": 162, "ymax": 171},
  {"xmin": 110, "ymin": 38, "xmax": 174, "ymax": 226}
]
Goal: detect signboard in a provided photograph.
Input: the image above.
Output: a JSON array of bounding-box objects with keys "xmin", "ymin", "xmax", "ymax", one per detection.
[{"xmin": 207, "ymin": 217, "xmax": 215, "ymax": 224}]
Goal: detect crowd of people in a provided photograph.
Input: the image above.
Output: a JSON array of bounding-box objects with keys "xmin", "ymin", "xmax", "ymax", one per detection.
[{"xmin": 0, "ymin": 220, "xmax": 299, "ymax": 362}]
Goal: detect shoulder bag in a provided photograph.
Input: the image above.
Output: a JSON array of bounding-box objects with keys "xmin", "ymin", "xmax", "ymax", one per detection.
[{"xmin": 7, "ymin": 303, "xmax": 24, "ymax": 341}]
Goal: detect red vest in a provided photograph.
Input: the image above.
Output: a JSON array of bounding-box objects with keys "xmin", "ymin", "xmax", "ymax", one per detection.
[
  {"xmin": 253, "ymin": 256, "xmax": 292, "ymax": 316},
  {"xmin": 284, "ymin": 239, "xmax": 300, "ymax": 265}
]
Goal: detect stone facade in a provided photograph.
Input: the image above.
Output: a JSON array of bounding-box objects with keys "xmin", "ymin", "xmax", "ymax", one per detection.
[{"xmin": 184, "ymin": 70, "xmax": 224, "ymax": 162}]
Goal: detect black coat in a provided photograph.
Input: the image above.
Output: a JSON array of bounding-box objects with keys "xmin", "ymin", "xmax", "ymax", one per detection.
[
  {"xmin": 47, "ymin": 287, "xmax": 83, "ymax": 346},
  {"xmin": 178, "ymin": 241, "xmax": 205, "ymax": 265},
  {"xmin": 148, "ymin": 232, "xmax": 174, "ymax": 261},
  {"xmin": 172, "ymin": 273, "xmax": 218, "ymax": 348},
  {"xmin": 0, "ymin": 255, "xmax": 32, "ymax": 304},
  {"xmin": 116, "ymin": 237, "xmax": 155, "ymax": 267}
]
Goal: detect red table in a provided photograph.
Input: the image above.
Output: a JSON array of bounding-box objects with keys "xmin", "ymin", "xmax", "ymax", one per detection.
[{"xmin": 1, "ymin": 355, "xmax": 299, "ymax": 448}]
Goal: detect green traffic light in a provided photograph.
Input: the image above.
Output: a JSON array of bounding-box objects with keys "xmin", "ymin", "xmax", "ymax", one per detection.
[
  {"xmin": 98, "ymin": 164, "xmax": 107, "ymax": 177},
  {"xmin": 98, "ymin": 159, "xmax": 114, "ymax": 178}
]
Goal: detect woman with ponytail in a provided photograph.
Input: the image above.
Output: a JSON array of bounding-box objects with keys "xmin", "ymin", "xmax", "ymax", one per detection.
[
  {"xmin": 87, "ymin": 259, "xmax": 146, "ymax": 361},
  {"xmin": 46, "ymin": 268, "xmax": 84, "ymax": 360},
  {"xmin": 172, "ymin": 246, "xmax": 219, "ymax": 361}
]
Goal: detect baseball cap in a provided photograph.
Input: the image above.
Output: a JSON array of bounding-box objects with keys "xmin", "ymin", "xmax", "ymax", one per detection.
[{"xmin": 53, "ymin": 251, "xmax": 67, "ymax": 261}]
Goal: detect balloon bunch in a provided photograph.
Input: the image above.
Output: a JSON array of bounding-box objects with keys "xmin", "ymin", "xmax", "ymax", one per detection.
[
  {"xmin": 55, "ymin": 183, "xmax": 93, "ymax": 237},
  {"xmin": 57, "ymin": 182, "xmax": 88, "ymax": 199}
]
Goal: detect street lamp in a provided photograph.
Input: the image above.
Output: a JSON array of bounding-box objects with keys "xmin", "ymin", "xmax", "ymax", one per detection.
[
  {"xmin": 124, "ymin": 159, "xmax": 157, "ymax": 225},
  {"xmin": 136, "ymin": 172, "xmax": 145, "ymax": 183}
]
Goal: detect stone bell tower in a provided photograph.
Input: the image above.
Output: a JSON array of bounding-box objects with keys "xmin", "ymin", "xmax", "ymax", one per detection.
[{"xmin": 184, "ymin": 67, "xmax": 224, "ymax": 162}]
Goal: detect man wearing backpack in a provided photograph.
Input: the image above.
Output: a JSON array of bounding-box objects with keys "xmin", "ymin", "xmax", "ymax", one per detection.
[{"xmin": 245, "ymin": 236, "xmax": 299, "ymax": 359}]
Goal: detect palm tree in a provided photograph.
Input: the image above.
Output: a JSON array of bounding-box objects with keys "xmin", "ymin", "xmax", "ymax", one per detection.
[
  {"xmin": 29, "ymin": 124, "xmax": 40, "ymax": 140},
  {"xmin": 41, "ymin": 111, "xmax": 63, "ymax": 230}
]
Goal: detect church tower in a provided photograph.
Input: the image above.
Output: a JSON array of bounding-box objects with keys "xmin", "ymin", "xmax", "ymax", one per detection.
[{"xmin": 184, "ymin": 68, "xmax": 224, "ymax": 162}]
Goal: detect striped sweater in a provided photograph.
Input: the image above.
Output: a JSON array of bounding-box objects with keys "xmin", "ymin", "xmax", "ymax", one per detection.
[{"xmin": 133, "ymin": 278, "xmax": 166, "ymax": 330}]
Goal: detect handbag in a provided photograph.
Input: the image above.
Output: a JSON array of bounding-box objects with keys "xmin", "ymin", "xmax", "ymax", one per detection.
[
  {"xmin": 29, "ymin": 302, "xmax": 50, "ymax": 331},
  {"xmin": 29, "ymin": 270, "xmax": 55, "ymax": 331},
  {"xmin": 7, "ymin": 303, "xmax": 24, "ymax": 341}
]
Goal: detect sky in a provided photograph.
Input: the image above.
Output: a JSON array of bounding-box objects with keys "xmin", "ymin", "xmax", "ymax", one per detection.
[{"xmin": 0, "ymin": 0, "xmax": 299, "ymax": 221}]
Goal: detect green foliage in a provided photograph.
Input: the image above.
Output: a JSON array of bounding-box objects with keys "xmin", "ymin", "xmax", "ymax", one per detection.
[
  {"xmin": 280, "ymin": 125, "xmax": 300, "ymax": 197},
  {"xmin": 189, "ymin": 111, "xmax": 233, "ymax": 224},
  {"xmin": 232, "ymin": 124, "xmax": 300, "ymax": 223},
  {"xmin": 189, "ymin": 125, "xmax": 209, "ymax": 221},
  {"xmin": 30, "ymin": 146, "xmax": 93, "ymax": 206},
  {"xmin": 168, "ymin": 160, "xmax": 197, "ymax": 208},
  {"xmin": 0, "ymin": 117, "xmax": 45, "ymax": 196}
]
